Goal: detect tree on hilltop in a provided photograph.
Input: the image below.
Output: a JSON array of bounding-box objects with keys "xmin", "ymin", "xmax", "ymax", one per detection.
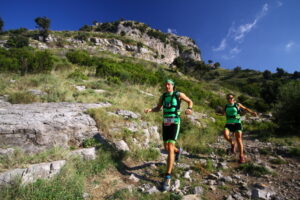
[
  {"xmin": 35, "ymin": 16, "xmax": 51, "ymax": 42},
  {"xmin": 0, "ymin": 17, "xmax": 4, "ymax": 32}
]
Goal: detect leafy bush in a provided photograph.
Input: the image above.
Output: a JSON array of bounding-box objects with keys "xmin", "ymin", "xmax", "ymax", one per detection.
[
  {"xmin": 68, "ymin": 69, "xmax": 88, "ymax": 81},
  {"xmin": 5, "ymin": 35, "xmax": 29, "ymax": 48},
  {"xmin": 0, "ymin": 47, "xmax": 54, "ymax": 74},
  {"xmin": 238, "ymin": 163, "xmax": 271, "ymax": 177},
  {"xmin": 66, "ymin": 50, "xmax": 95, "ymax": 66},
  {"xmin": 8, "ymin": 91, "xmax": 37, "ymax": 104},
  {"xmin": 146, "ymin": 29, "xmax": 167, "ymax": 43},
  {"xmin": 274, "ymin": 81, "xmax": 300, "ymax": 135}
]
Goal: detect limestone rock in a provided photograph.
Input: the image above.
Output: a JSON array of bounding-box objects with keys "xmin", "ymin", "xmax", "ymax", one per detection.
[
  {"xmin": 0, "ymin": 160, "xmax": 66, "ymax": 186},
  {"xmin": 0, "ymin": 102, "xmax": 111, "ymax": 153},
  {"xmin": 70, "ymin": 147, "xmax": 97, "ymax": 160},
  {"xmin": 114, "ymin": 140, "xmax": 130, "ymax": 151}
]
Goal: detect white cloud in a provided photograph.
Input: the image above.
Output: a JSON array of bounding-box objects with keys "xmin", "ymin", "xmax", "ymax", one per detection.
[
  {"xmin": 230, "ymin": 47, "xmax": 241, "ymax": 55},
  {"xmin": 277, "ymin": 1, "xmax": 283, "ymax": 7},
  {"xmin": 285, "ymin": 41, "xmax": 295, "ymax": 51},
  {"xmin": 213, "ymin": 38, "xmax": 227, "ymax": 51},
  {"xmin": 167, "ymin": 28, "xmax": 177, "ymax": 34},
  {"xmin": 234, "ymin": 3, "xmax": 268, "ymax": 41},
  {"xmin": 212, "ymin": 3, "xmax": 269, "ymax": 60}
]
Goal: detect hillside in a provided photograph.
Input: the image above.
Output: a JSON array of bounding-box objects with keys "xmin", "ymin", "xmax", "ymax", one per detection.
[{"xmin": 0, "ymin": 20, "xmax": 299, "ymax": 200}]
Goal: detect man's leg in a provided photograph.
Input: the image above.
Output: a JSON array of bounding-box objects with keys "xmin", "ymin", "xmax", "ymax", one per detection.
[
  {"xmin": 166, "ymin": 142, "xmax": 176, "ymax": 174},
  {"xmin": 224, "ymin": 128, "xmax": 234, "ymax": 145},
  {"xmin": 235, "ymin": 131, "xmax": 244, "ymax": 157}
]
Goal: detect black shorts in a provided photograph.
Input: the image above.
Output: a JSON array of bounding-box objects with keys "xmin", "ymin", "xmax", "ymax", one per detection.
[
  {"xmin": 162, "ymin": 123, "xmax": 180, "ymax": 143},
  {"xmin": 225, "ymin": 123, "xmax": 242, "ymax": 132}
]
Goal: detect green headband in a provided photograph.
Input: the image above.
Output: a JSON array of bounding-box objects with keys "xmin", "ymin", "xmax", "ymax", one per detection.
[{"xmin": 165, "ymin": 79, "xmax": 175, "ymax": 85}]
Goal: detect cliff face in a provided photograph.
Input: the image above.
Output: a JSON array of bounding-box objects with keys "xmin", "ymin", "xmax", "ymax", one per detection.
[{"xmin": 29, "ymin": 20, "xmax": 202, "ymax": 65}]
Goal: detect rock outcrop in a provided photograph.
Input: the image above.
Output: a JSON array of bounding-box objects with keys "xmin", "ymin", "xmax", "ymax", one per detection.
[
  {"xmin": 29, "ymin": 20, "xmax": 201, "ymax": 65},
  {"xmin": 0, "ymin": 102, "xmax": 111, "ymax": 153}
]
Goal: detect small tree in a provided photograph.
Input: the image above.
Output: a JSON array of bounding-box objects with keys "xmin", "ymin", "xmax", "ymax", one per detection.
[
  {"xmin": 0, "ymin": 17, "xmax": 4, "ymax": 32},
  {"xmin": 214, "ymin": 62, "xmax": 221, "ymax": 69},
  {"xmin": 5, "ymin": 35, "xmax": 29, "ymax": 48},
  {"xmin": 35, "ymin": 16, "xmax": 51, "ymax": 42},
  {"xmin": 274, "ymin": 81, "xmax": 300, "ymax": 135},
  {"xmin": 234, "ymin": 66, "xmax": 242, "ymax": 72},
  {"xmin": 276, "ymin": 67, "xmax": 285, "ymax": 78},
  {"xmin": 263, "ymin": 70, "xmax": 272, "ymax": 79}
]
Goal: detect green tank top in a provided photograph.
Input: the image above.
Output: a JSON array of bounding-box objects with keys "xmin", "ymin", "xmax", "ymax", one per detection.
[
  {"xmin": 162, "ymin": 91, "xmax": 181, "ymax": 124},
  {"xmin": 225, "ymin": 103, "xmax": 241, "ymax": 124}
]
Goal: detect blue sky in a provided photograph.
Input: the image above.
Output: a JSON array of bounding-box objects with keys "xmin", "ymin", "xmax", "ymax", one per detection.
[{"xmin": 1, "ymin": 0, "xmax": 299, "ymax": 72}]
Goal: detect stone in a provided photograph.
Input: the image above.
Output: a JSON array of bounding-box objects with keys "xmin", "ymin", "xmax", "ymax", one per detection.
[
  {"xmin": 75, "ymin": 85, "xmax": 86, "ymax": 91},
  {"xmin": 0, "ymin": 148, "xmax": 15, "ymax": 156},
  {"xmin": 82, "ymin": 192, "xmax": 89, "ymax": 199},
  {"xmin": 114, "ymin": 140, "xmax": 130, "ymax": 151},
  {"xmin": 147, "ymin": 186, "xmax": 159, "ymax": 194},
  {"xmin": 251, "ymin": 188, "xmax": 275, "ymax": 200},
  {"xmin": 70, "ymin": 147, "xmax": 97, "ymax": 160},
  {"xmin": 27, "ymin": 89, "xmax": 47, "ymax": 96},
  {"xmin": 221, "ymin": 176, "xmax": 233, "ymax": 183},
  {"xmin": 129, "ymin": 174, "xmax": 140, "ymax": 183},
  {"xmin": 194, "ymin": 186, "xmax": 204, "ymax": 195},
  {"xmin": 226, "ymin": 195, "xmax": 234, "ymax": 200},
  {"xmin": 182, "ymin": 194, "xmax": 201, "ymax": 200},
  {"xmin": 0, "ymin": 102, "xmax": 111, "ymax": 153},
  {"xmin": 115, "ymin": 109, "xmax": 141, "ymax": 119},
  {"xmin": 184, "ymin": 170, "xmax": 193, "ymax": 179},
  {"xmin": 94, "ymin": 89, "xmax": 106, "ymax": 93},
  {"xmin": 0, "ymin": 160, "xmax": 66, "ymax": 186}
]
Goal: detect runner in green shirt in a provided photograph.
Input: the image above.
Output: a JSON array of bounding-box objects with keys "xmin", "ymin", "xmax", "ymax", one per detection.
[
  {"xmin": 223, "ymin": 93, "xmax": 257, "ymax": 163},
  {"xmin": 144, "ymin": 79, "xmax": 193, "ymax": 191}
]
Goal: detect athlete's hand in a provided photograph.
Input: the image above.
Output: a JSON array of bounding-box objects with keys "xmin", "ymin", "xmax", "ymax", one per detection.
[
  {"xmin": 144, "ymin": 109, "xmax": 151, "ymax": 113},
  {"xmin": 185, "ymin": 108, "xmax": 192, "ymax": 115},
  {"xmin": 251, "ymin": 112, "xmax": 257, "ymax": 117}
]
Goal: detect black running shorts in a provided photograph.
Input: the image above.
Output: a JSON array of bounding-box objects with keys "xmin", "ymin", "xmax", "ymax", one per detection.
[{"xmin": 225, "ymin": 123, "xmax": 242, "ymax": 132}]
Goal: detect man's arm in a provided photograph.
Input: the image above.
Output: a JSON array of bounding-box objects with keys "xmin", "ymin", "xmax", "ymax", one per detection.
[
  {"xmin": 237, "ymin": 103, "xmax": 257, "ymax": 116},
  {"xmin": 144, "ymin": 97, "xmax": 163, "ymax": 113},
  {"xmin": 179, "ymin": 92, "xmax": 193, "ymax": 115}
]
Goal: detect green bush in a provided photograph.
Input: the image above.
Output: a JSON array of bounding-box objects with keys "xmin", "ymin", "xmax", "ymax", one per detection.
[
  {"xmin": 238, "ymin": 163, "xmax": 271, "ymax": 177},
  {"xmin": 5, "ymin": 35, "xmax": 29, "ymax": 48},
  {"xmin": 8, "ymin": 91, "xmax": 37, "ymax": 104},
  {"xmin": 68, "ymin": 69, "xmax": 88, "ymax": 81},
  {"xmin": 274, "ymin": 81, "xmax": 300, "ymax": 135},
  {"xmin": 146, "ymin": 29, "xmax": 167, "ymax": 43},
  {"xmin": 66, "ymin": 50, "xmax": 95, "ymax": 66},
  {"xmin": 0, "ymin": 47, "xmax": 54, "ymax": 74}
]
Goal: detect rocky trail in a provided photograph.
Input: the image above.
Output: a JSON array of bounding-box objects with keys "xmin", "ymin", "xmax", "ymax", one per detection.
[
  {"xmin": 0, "ymin": 98, "xmax": 299, "ymax": 199},
  {"xmin": 90, "ymin": 134, "xmax": 300, "ymax": 200}
]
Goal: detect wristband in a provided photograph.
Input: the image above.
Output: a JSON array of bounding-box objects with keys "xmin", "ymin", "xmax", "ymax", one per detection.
[{"xmin": 187, "ymin": 107, "xmax": 192, "ymax": 110}]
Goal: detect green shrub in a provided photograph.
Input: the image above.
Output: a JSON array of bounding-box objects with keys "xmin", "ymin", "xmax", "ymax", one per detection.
[
  {"xmin": 146, "ymin": 29, "xmax": 167, "ymax": 43},
  {"xmin": 238, "ymin": 163, "xmax": 271, "ymax": 177},
  {"xmin": 288, "ymin": 146, "xmax": 300, "ymax": 157},
  {"xmin": 66, "ymin": 50, "xmax": 95, "ymax": 66},
  {"xmin": 5, "ymin": 35, "xmax": 29, "ymax": 48},
  {"xmin": 274, "ymin": 81, "xmax": 300, "ymax": 135},
  {"xmin": 270, "ymin": 158, "xmax": 287, "ymax": 165},
  {"xmin": 68, "ymin": 69, "xmax": 88, "ymax": 81},
  {"xmin": 82, "ymin": 138, "xmax": 101, "ymax": 148},
  {"xmin": 8, "ymin": 91, "xmax": 37, "ymax": 104}
]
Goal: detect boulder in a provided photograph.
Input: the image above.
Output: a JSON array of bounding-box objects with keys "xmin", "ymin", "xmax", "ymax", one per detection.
[{"xmin": 0, "ymin": 102, "xmax": 111, "ymax": 153}]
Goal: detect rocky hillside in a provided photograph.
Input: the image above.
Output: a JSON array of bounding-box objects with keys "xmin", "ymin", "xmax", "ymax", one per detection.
[{"xmin": 0, "ymin": 20, "xmax": 201, "ymax": 65}]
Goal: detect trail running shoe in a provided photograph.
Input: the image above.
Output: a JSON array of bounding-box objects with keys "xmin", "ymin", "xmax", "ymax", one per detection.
[
  {"xmin": 162, "ymin": 175, "xmax": 171, "ymax": 192},
  {"xmin": 175, "ymin": 148, "xmax": 183, "ymax": 162},
  {"xmin": 239, "ymin": 155, "xmax": 246, "ymax": 164}
]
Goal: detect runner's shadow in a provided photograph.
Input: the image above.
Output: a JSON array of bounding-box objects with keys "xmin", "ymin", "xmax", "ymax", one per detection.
[{"xmin": 93, "ymin": 133, "xmax": 163, "ymax": 185}]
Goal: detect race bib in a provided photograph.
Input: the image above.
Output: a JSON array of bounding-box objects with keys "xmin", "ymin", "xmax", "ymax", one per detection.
[{"xmin": 164, "ymin": 118, "xmax": 175, "ymax": 126}]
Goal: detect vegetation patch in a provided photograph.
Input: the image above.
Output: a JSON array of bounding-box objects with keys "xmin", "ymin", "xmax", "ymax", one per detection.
[{"xmin": 238, "ymin": 163, "xmax": 271, "ymax": 177}]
